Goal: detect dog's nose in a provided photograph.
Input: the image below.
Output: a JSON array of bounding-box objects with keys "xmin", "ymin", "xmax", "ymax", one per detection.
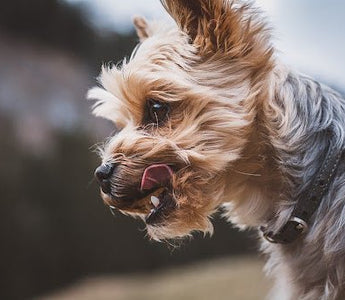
[{"xmin": 94, "ymin": 163, "xmax": 116, "ymax": 194}]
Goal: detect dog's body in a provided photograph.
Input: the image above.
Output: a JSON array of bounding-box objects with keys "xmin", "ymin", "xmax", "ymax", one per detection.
[{"xmin": 89, "ymin": 1, "xmax": 345, "ymax": 299}]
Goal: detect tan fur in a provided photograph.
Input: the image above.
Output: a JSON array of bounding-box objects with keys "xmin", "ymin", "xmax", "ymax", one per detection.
[{"xmin": 89, "ymin": 1, "xmax": 345, "ymax": 299}]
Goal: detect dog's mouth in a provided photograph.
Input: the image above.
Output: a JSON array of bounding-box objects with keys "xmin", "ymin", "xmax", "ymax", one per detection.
[
  {"xmin": 142, "ymin": 186, "xmax": 176, "ymax": 225},
  {"xmin": 105, "ymin": 164, "xmax": 176, "ymax": 225}
]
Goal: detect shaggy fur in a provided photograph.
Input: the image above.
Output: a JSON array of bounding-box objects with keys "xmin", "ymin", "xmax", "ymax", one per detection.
[{"xmin": 88, "ymin": 1, "xmax": 345, "ymax": 299}]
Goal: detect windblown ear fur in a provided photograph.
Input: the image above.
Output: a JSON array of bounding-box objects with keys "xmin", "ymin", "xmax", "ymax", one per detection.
[
  {"xmin": 160, "ymin": 0, "xmax": 272, "ymax": 60},
  {"xmin": 133, "ymin": 16, "xmax": 151, "ymax": 41}
]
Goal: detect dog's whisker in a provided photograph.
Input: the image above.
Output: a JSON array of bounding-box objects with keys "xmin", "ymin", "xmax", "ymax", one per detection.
[
  {"xmin": 109, "ymin": 206, "xmax": 117, "ymax": 216},
  {"xmin": 86, "ymin": 177, "xmax": 96, "ymax": 189},
  {"xmin": 154, "ymin": 112, "xmax": 159, "ymax": 128},
  {"xmin": 232, "ymin": 169, "xmax": 262, "ymax": 177}
]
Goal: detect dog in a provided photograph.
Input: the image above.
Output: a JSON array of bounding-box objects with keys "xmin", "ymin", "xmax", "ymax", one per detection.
[{"xmin": 88, "ymin": 1, "xmax": 345, "ymax": 299}]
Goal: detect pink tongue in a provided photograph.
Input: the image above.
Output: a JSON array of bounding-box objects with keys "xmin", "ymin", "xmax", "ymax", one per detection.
[{"xmin": 140, "ymin": 164, "xmax": 173, "ymax": 191}]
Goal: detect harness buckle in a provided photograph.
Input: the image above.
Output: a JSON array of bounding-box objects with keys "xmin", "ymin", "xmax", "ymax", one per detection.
[{"xmin": 289, "ymin": 217, "xmax": 309, "ymax": 234}]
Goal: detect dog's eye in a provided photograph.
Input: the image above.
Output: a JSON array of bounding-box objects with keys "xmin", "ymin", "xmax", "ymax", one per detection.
[{"xmin": 144, "ymin": 99, "xmax": 170, "ymax": 125}]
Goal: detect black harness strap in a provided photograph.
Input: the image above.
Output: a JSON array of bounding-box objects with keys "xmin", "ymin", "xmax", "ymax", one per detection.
[{"xmin": 262, "ymin": 134, "xmax": 344, "ymax": 244}]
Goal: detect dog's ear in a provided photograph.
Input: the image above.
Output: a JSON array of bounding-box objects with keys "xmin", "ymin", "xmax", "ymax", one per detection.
[
  {"xmin": 133, "ymin": 16, "xmax": 151, "ymax": 41},
  {"xmin": 161, "ymin": 0, "xmax": 268, "ymax": 57},
  {"xmin": 160, "ymin": 0, "xmax": 207, "ymax": 42}
]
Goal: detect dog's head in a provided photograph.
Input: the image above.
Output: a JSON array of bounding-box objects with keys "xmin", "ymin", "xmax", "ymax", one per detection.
[{"xmin": 89, "ymin": 0, "xmax": 274, "ymax": 240}]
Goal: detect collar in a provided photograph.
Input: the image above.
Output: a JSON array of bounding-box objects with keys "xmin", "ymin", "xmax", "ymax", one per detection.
[{"xmin": 261, "ymin": 132, "xmax": 344, "ymax": 244}]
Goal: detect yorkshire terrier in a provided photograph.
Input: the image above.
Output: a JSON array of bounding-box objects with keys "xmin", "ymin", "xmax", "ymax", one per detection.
[{"xmin": 88, "ymin": 1, "xmax": 345, "ymax": 299}]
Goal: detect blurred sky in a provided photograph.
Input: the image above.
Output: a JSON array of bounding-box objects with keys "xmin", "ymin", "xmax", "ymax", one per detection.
[{"xmin": 65, "ymin": 0, "xmax": 345, "ymax": 88}]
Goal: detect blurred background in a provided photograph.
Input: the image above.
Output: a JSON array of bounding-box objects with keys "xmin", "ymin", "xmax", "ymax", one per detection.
[{"xmin": 0, "ymin": 1, "xmax": 344, "ymax": 299}]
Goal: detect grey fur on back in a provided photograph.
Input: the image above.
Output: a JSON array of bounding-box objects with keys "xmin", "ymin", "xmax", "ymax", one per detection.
[{"xmin": 263, "ymin": 70, "xmax": 345, "ymax": 300}]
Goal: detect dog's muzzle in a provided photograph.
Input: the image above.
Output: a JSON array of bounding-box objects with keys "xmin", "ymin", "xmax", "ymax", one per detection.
[
  {"xmin": 94, "ymin": 163, "xmax": 116, "ymax": 194},
  {"xmin": 94, "ymin": 162, "xmax": 176, "ymax": 225}
]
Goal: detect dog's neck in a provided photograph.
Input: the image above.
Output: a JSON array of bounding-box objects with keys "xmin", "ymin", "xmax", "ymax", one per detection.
[
  {"xmin": 223, "ymin": 64, "xmax": 344, "ymax": 233},
  {"xmin": 223, "ymin": 121, "xmax": 282, "ymax": 228},
  {"xmin": 222, "ymin": 67, "xmax": 283, "ymax": 228}
]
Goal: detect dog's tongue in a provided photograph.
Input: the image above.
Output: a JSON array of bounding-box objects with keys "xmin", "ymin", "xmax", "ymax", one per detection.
[{"xmin": 140, "ymin": 164, "xmax": 173, "ymax": 191}]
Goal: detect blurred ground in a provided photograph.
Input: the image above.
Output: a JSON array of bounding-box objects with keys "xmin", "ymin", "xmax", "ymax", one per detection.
[{"xmin": 41, "ymin": 256, "xmax": 270, "ymax": 300}]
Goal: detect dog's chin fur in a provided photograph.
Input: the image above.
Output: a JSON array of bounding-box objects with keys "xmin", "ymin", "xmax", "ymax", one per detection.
[{"xmin": 89, "ymin": 1, "xmax": 345, "ymax": 299}]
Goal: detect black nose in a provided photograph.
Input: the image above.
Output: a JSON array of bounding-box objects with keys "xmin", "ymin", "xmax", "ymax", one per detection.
[{"xmin": 94, "ymin": 163, "xmax": 116, "ymax": 194}]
